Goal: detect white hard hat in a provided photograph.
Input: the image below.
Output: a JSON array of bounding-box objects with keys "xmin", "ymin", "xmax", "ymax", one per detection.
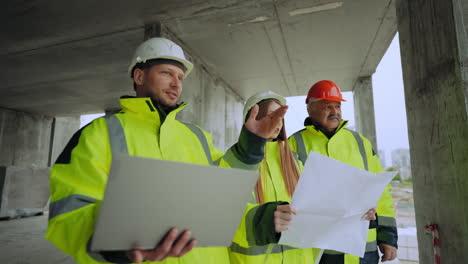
[
  {"xmin": 243, "ymin": 91, "xmax": 286, "ymax": 121},
  {"xmin": 128, "ymin": 37, "xmax": 194, "ymax": 78}
]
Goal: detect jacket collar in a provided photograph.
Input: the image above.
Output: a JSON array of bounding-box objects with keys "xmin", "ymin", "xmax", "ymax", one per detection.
[
  {"xmin": 304, "ymin": 117, "xmax": 348, "ymax": 138},
  {"xmin": 119, "ymin": 97, "xmax": 187, "ymax": 123}
]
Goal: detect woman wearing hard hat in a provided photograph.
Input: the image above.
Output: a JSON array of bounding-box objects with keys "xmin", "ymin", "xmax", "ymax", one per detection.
[
  {"xmin": 229, "ymin": 91, "xmax": 320, "ymax": 264},
  {"xmin": 229, "ymin": 91, "xmax": 376, "ymax": 264}
]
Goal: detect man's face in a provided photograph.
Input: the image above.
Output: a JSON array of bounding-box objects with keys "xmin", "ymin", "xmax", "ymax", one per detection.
[
  {"xmin": 307, "ymin": 100, "xmax": 342, "ymax": 132},
  {"xmin": 133, "ymin": 64, "xmax": 185, "ymax": 108}
]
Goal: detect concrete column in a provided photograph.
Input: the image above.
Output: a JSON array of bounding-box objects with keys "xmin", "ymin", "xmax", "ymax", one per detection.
[
  {"xmin": 396, "ymin": 0, "xmax": 468, "ymax": 263},
  {"xmin": 0, "ymin": 108, "xmax": 79, "ymax": 217},
  {"xmin": 0, "ymin": 108, "xmax": 52, "ymax": 167},
  {"xmin": 225, "ymin": 91, "xmax": 244, "ymax": 149},
  {"xmin": 49, "ymin": 116, "xmax": 80, "ymax": 166},
  {"xmin": 144, "ymin": 22, "xmax": 163, "ymax": 40},
  {"xmin": 452, "ymin": 0, "xmax": 468, "ymax": 114},
  {"xmin": 0, "ymin": 109, "xmax": 78, "ymax": 218},
  {"xmin": 353, "ymin": 76, "xmax": 378, "ymax": 151}
]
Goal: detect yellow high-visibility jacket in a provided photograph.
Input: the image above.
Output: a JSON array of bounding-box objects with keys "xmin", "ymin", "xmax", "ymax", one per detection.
[
  {"xmin": 288, "ymin": 119, "xmax": 398, "ymax": 264},
  {"xmin": 46, "ymin": 97, "xmax": 264, "ymax": 264},
  {"xmin": 229, "ymin": 141, "xmax": 321, "ymax": 264}
]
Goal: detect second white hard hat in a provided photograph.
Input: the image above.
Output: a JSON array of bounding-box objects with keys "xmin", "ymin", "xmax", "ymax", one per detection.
[
  {"xmin": 128, "ymin": 37, "xmax": 194, "ymax": 78},
  {"xmin": 243, "ymin": 91, "xmax": 286, "ymax": 121}
]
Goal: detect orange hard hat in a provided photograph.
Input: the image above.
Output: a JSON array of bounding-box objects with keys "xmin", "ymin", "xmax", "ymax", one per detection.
[{"xmin": 305, "ymin": 80, "xmax": 346, "ymax": 103}]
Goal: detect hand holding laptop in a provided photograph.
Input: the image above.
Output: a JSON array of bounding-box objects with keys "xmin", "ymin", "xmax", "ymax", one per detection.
[{"xmin": 129, "ymin": 228, "xmax": 197, "ymax": 263}]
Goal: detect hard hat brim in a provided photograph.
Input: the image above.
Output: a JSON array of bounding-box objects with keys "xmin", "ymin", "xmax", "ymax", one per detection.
[
  {"xmin": 306, "ymin": 96, "xmax": 346, "ymax": 104},
  {"xmin": 323, "ymin": 96, "xmax": 346, "ymax": 102},
  {"xmin": 157, "ymin": 55, "xmax": 194, "ymax": 76},
  {"xmin": 128, "ymin": 56, "xmax": 194, "ymax": 77},
  {"xmin": 243, "ymin": 91, "xmax": 287, "ymax": 122}
]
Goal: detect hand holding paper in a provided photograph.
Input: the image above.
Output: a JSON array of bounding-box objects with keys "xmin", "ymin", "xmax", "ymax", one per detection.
[
  {"xmin": 274, "ymin": 204, "xmax": 298, "ymax": 232},
  {"xmin": 362, "ymin": 207, "xmax": 377, "ymax": 220},
  {"xmin": 278, "ymin": 151, "xmax": 396, "ymax": 257}
]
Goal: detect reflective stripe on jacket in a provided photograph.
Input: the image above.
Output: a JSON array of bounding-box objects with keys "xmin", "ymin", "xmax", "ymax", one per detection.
[
  {"xmin": 229, "ymin": 141, "xmax": 320, "ymax": 264},
  {"xmin": 46, "ymin": 97, "xmax": 257, "ymax": 264},
  {"xmin": 288, "ymin": 120, "xmax": 397, "ymax": 264}
]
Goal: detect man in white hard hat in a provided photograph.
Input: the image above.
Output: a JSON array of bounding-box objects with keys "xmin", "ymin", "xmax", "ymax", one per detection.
[{"xmin": 46, "ymin": 37, "xmax": 287, "ymax": 264}]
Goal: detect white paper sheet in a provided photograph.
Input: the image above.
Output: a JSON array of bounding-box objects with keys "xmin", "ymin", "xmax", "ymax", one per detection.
[{"xmin": 278, "ymin": 151, "xmax": 396, "ymax": 257}]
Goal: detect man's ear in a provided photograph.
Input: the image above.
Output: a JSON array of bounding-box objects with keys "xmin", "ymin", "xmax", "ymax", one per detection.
[
  {"xmin": 133, "ymin": 68, "xmax": 144, "ymax": 86},
  {"xmin": 306, "ymin": 105, "xmax": 313, "ymax": 117}
]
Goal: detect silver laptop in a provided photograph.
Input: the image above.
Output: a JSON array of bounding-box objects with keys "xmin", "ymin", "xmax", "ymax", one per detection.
[{"xmin": 90, "ymin": 154, "xmax": 258, "ymax": 252}]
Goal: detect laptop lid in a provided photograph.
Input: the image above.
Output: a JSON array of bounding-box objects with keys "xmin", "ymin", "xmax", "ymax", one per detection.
[{"xmin": 91, "ymin": 154, "xmax": 258, "ymax": 252}]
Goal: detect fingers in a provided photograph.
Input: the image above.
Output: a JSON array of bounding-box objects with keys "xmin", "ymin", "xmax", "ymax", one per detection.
[
  {"xmin": 267, "ymin": 106, "xmax": 288, "ymax": 135},
  {"xmin": 379, "ymin": 244, "xmax": 397, "ymax": 262},
  {"xmin": 275, "ymin": 211, "xmax": 293, "ymax": 221},
  {"xmin": 274, "ymin": 205, "xmax": 297, "ymax": 232},
  {"xmin": 247, "ymin": 104, "xmax": 259, "ymax": 122},
  {"xmin": 362, "ymin": 212, "xmax": 376, "ymax": 220},
  {"xmin": 129, "ymin": 249, "xmax": 145, "ymax": 263},
  {"xmin": 275, "ymin": 223, "xmax": 289, "ymax": 232},
  {"xmin": 383, "ymin": 247, "xmax": 397, "ymax": 261},
  {"xmin": 276, "ymin": 204, "xmax": 298, "ymax": 215},
  {"xmin": 388, "ymin": 248, "xmax": 397, "ymax": 260},
  {"xmin": 381, "ymin": 252, "xmax": 391, "ymax": 262},
  {"xmin": 274, "ymin": 214, "xmax": 292, "ymax": 232},
  {"xmin": 169, "ymin": 230, "xmax": 192, "ymax": 257},
  {"xmin": 176, "ymin": 239, "xmax": 197, "ymax": 257},
  {"xmin": 271, "ymin": 105, "xmax": 288, "ymax": 120},
  {"xmin": 129, "ymin": 228, "xmax": 196, "ymax": 262},
  {"xmin": 244, "ymin": 104, "xmax": 288, "ymax": 139},
  {"xmin": 362, "ymin": 207, "xmax": 377, "ymax": 220},
  {"xmin": 379, "ymin": 245, "xmax": 387, "ymax": 262},
  {"xmin": 145, "ymin": 228, "xmax": 180, "ymax": 262}
]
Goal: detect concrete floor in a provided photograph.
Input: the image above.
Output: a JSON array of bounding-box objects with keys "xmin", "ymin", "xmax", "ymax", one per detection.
[
  {"xmin": 0, "ymin": 184, "xmax": 419, "ymax": 264},
  {"xmin": 0, "ymin": 213, "xmax": 75, "ymax": 264}
]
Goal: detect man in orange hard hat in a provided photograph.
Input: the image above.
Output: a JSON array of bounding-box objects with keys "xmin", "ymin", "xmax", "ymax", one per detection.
[{"xmin": 288, "ymin": 80, "xmax": 398, "ymax": 264}]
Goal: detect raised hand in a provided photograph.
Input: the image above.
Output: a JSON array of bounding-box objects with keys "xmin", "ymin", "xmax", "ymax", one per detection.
[{"xmin": 245, "ymin": 104, "xmax": 288, "ymax": 139}]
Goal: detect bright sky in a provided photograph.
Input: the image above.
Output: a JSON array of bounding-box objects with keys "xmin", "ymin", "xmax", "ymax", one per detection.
[
  {"xmin": 285, "ymin": 34, "xmax": 409, "ymax": 167},
  {"xmin": 80, "ymin": 113, "xmax": 104, "ymax": 127},
  {"xmin": 81, "ymin": 34, "xmax": 409, "ymax": 166}
]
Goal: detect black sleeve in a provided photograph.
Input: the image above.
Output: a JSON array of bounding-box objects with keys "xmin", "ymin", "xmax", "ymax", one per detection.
[
  {"xmin": 99, "ymin": 251, "xmax": 132, "ymax": 264},
  {"xmin": 251, "ymin": 201, "xmax": 289, "ymax": 245},
  {"xmin": 230, "ymin": 126, "xmax": 267, "ymax": 165}
]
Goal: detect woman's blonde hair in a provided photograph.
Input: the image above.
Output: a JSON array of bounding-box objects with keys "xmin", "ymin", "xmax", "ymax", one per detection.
[{"xmin": 253, "ymin": 103, "xmax": 300, "ymax": 204}]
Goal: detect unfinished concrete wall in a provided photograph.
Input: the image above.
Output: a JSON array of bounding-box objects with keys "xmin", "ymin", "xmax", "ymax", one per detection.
[
  {"xmin": 49, "ymin": 116, "xmax": 80, "ymax": 166},
  {"xmin": 178, "ymin": 56, "xmax": 244, "ymax": 151},
  {"xmin": 452, "ymin": 0, "xmax": 468, "ymax": 115},
  {"xmin": 224, "ymin": 90, "xmax": 244, "ymax": 149},
  {"xmin": 0, "ymin": 166, "xmax": 50, "ymax": 218},
  {"xmin": 201, "ymin": 74, "xmax": 227, "ymax": 149},
  {"xmin": 353, "ymin": 76, "xmax": 378, "ymax": 151},
  {"xmin": 0, "ymin": 108, "xmax": 79, "ymax": 217},
  {"xmin": 0, "ymin": 108, "xmax": 79, "ymax": 167},
  {"xmin": 396, "ymin": 0, "xmax": 468, "ymax": 262},
  {"xmin": 0, "ymin": 108, "xmax": 52, "ymax": 167}
]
